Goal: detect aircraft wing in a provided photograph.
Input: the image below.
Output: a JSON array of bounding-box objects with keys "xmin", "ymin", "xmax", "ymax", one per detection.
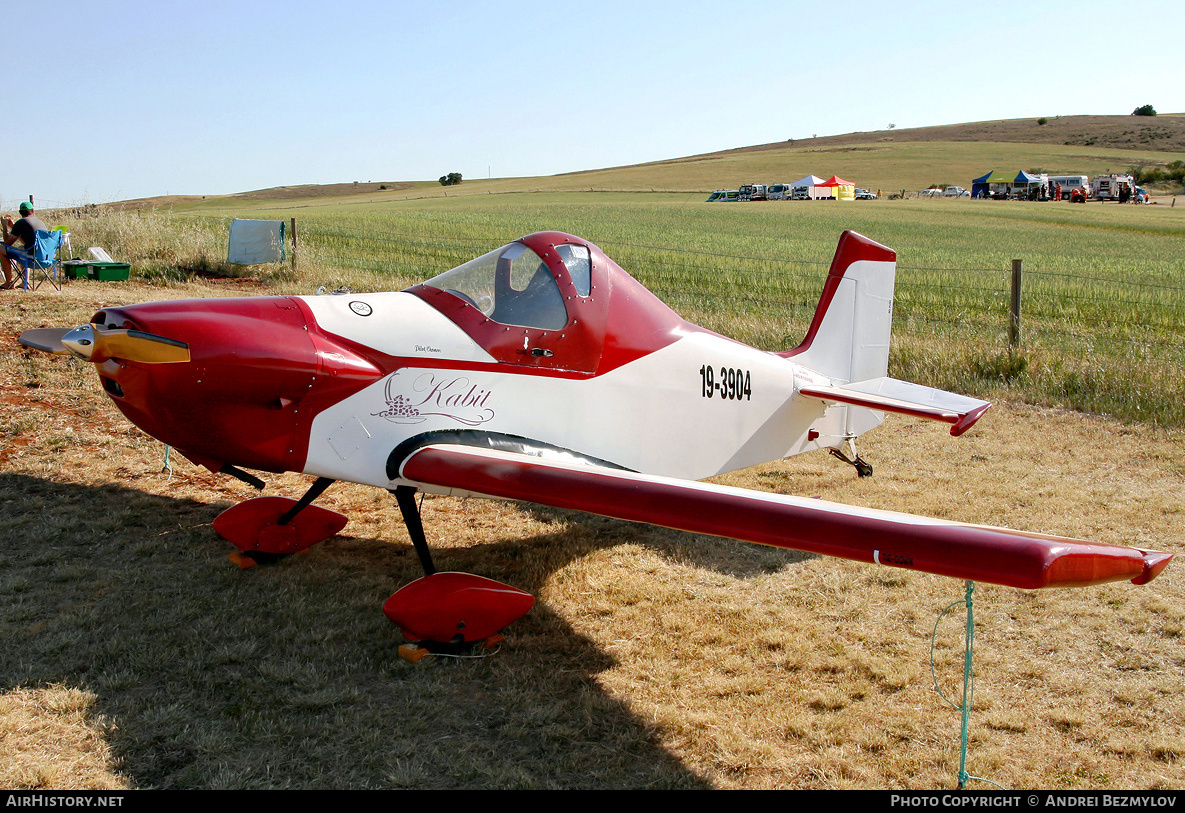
[{"xmin": 397, "ymin": 443, "xmax": 1171, "ymax": 590}]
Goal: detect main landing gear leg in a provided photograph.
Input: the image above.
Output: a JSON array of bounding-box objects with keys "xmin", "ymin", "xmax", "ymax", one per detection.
[
  {"xmin": 385, "ymin": 486, "xmax": 534, "ymax": 662},
  {"xmin": 393, "ymin": 485, "xmax": 436, "ymax": 576},
  {"xmin": 830, "ymin": 438, "xmax": 874, "ymax": 478}
]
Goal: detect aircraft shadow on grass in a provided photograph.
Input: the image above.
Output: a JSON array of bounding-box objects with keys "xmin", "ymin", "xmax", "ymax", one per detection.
[{"xmin": 0, "ymin": 471, "xmax": 810, "ymax": 788}]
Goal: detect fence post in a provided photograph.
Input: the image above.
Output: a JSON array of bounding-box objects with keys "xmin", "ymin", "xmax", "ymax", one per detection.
[
  {"xmin": 1009, "ymin": 259, "xmax": 1023, "ymax": 346},
  {"xmin": 291, "ymin": 218, "xmax": 298, "ymax": 272}
]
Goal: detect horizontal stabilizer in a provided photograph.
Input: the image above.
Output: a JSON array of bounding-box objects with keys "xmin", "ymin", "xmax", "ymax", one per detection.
[
  {"xmin": 399, "ymin": 444, "xmax": 1170, "ymax": 590},
  {"xmin": 799, "ymin": 377, "xmax": 992, "ymax": 436}
]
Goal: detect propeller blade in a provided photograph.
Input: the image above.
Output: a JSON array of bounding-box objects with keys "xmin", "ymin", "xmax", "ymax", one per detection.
[
  {"xmin": 18, "ymin": 328, "xmax": 73, "ymax": 355},
  {"xmin": 60, "ymin": 324, "xmax": 190, "ymax": 364},
  {"xmin": 99, "ymin": 328, "xmax": 190, "ymax": 363}
]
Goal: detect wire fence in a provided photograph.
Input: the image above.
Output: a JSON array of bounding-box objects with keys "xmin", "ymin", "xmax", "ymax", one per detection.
[{"xmin": 300, "ymin": 222, "xmax": 1185, "ymax": 354}]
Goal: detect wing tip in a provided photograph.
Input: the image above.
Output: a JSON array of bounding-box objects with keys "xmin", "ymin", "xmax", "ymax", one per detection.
[
  {"xmin": 950, "ymin": 403, "xmax": 993, "ymax": 436},
  {"xmin": 1132, "ymin": 549, "xmax": 1173, "ymax": 585}
]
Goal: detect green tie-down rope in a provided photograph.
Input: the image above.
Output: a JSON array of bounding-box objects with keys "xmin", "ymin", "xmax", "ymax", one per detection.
[{"xmin": 931, "ymin": 580, "xmax": 1004, "ymax": 790}]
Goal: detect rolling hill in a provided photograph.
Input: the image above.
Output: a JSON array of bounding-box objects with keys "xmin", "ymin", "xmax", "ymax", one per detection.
[{"xmin": 139, "ymin": 114, "xmax": 1185, "ymax": 212}]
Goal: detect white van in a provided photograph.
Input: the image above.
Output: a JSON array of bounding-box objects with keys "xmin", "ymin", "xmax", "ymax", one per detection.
[
  {"xmin": 1049, "ymin": 175, "xmax": 1089, "ymax": 197},
  {"xmin": 943, "ymin": 186, "xmax": 969, "ymax": 197}
]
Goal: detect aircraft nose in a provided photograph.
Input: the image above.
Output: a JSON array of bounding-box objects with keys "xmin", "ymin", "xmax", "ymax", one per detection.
[{"xmin": 89, "ymin": 296, "xmax": 383, "ymax": 474}]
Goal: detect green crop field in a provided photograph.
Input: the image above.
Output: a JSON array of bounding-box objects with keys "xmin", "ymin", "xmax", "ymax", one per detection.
[{"xmin": 151, "ymin": 189, "xmax": 1185, "ymax": 427}]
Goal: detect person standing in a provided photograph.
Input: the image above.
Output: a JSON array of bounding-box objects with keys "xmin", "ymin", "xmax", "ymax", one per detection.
[{"xmin": 2, "ymin": 202, "xmax": 49, "ymax": 289}]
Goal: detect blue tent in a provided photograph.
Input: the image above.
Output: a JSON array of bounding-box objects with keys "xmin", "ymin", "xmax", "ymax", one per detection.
[
  {"xmin": 972, "ymin": 170, "xmax": 1013, "ymax": 198},
  {"xmin": 972, "ymin": 170, "xmax": 1044, "ymax": 199}
]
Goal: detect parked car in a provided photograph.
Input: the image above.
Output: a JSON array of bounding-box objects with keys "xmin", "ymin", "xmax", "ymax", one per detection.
[
  {"xmin": 918, "ymin": 188, "xmax": 944, "ymax": 198},
  {"xmin": 854, "ymin": 188, "xmax": 877, "ymax": 200},
  {"xmin": 943, "ymin": 186, "xmax": 970, "ymax": 197}
]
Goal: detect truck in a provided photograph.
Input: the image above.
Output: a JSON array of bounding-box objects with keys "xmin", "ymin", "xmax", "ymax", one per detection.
[
  {"xmin": 767, "ymin": 183, "xmax": 793, "ymax": 200},
  {"xmin": 1091, "ymin": 174, "xmax": 1135, "ymax": 202}
]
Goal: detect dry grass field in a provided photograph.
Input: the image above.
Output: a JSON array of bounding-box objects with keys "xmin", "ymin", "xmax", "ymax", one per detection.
[
  {"xmin": 1, "ymin": 280, "xmax": 1181, "ymax": 790},
  {"xmin": 4, "ymin": 113, "xmax": 1183, "ymax": 789}
]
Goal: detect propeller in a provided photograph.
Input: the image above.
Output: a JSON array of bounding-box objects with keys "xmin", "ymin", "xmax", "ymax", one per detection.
[{"xmin": 19, "ymin": 324, "xmax": 190, "ymax": 364}]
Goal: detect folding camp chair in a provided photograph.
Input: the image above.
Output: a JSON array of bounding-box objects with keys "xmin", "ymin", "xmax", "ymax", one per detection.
[{"xmin": 18, "ymin": 229, "xmax": 64, "ymax": 291}]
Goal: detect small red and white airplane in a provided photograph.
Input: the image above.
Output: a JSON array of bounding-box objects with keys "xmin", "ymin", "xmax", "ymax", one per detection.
[{"xmin": 19, "ymin": 230, "xmax": 1171, "ymax": 651}]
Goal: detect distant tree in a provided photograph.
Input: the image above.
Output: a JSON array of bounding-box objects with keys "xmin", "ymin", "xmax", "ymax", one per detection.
[
  {"xmin": 1132, "ymin": 104, "xmax": 1157, "ymax": 116},
  {"xmin": 1037, "ymin": 117, "xmax": 1048, "ymax": 125},
  {"xmin": 887, "ymin": 123, "xmax": 896, "ymax": 129},
  {"xmin": 1129, "ymin": 161, "xmax": 1171, "ymax": 185},
  {"xmin": 439, "ymin": 172, "xmax": 463, "ymax": 186}
]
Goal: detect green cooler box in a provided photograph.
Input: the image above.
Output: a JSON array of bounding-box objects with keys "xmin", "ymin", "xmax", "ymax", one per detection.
[{"xmin": 64, "ymin": 261, "xmax": 131, "ymax": 281}]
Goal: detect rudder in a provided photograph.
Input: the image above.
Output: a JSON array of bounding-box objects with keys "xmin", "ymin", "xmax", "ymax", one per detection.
[{"xmin": 780, "ymin": 230, "xmax": 897, "ymax": 384}]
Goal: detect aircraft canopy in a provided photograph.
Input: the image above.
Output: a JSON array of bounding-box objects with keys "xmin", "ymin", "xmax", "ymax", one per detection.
[{"xmin": 412, "ymin": 231, "xmax": 687, "ymax": 375}]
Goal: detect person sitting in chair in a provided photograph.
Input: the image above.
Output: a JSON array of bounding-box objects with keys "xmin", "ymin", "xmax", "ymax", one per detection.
[{"xmin": 2, "ymin": 202, "xmax": 48, "ymax": 289}]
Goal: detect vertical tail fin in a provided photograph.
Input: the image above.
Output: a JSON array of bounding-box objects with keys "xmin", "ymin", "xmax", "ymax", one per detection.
[{"xmin": 780, "ymin": 231, "xmax": 896, "ymax": 384}]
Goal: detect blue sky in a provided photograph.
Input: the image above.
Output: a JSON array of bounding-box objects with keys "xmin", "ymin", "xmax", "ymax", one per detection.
[{"xmin": 11, "ymin": 0, "xmax": 1182, "ymax": 209}]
